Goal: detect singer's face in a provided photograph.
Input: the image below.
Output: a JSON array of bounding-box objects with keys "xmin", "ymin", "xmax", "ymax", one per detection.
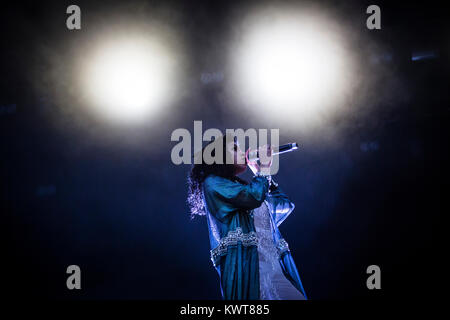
[{"xmin": 226, "ymin": 141, "xmax": 247, "ymax": 175}]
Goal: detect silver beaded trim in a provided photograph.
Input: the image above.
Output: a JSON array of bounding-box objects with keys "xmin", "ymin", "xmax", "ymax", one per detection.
[
  {"xmin": 210, "ymin": 227, "xmax": 258, "ymax": 267},
  {"xmin": 276, "ymin": 238, "xmax": 290, "ymax": 257}
]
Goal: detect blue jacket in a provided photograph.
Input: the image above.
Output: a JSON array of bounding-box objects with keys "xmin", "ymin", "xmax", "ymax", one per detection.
[{"xmin": 202, "ymin": 174, "xmax": 307, "ymax": 300}]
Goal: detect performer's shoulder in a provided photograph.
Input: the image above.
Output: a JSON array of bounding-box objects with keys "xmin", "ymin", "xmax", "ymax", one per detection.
[
  {"xmin": 204, "ymin": 174, "xmax": 223, "ymax": 185},
  {"xmin": 204, "ymin": 174, "xmax": 233, "ymax": 189}
]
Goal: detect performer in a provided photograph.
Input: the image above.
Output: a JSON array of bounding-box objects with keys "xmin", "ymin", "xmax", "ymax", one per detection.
[{"xmin": 187, "ymin": 134, "xmax": 307, "ymax": 300}]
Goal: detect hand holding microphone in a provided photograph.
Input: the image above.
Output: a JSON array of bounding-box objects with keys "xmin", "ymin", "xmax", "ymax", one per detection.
[
  {"xmin": 245, "ymin": 142, "xmax": 299, "ymax": 176},
  {"xmin": 246, "ymin": 145, "xmax": 273, "ymax": 176}
]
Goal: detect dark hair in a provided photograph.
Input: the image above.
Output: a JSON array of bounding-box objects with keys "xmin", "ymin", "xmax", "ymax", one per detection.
[{"xmin": 187, "ymin": 134, "xmax": 247, "ymax": 219}]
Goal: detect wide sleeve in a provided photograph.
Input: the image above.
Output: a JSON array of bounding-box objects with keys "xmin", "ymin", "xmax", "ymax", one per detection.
[
  {"xmin": 203, "ymin": 175, "xmax": 269, "ymax": 222},
  {"xmin": 265, "ymin": 184, "xmax": 295, "ymax": 227}
]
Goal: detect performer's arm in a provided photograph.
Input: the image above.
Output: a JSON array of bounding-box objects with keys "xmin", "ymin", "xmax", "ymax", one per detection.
[
  {"xmin": 265, "ymin": 180, "xmax": 295, "ymax": 227},
  {"xmin": 203, "ymin": 175, "xmax": 269, "ymax": 222}
]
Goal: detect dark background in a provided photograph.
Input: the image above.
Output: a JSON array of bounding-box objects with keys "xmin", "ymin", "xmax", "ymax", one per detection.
[{"xmin": 1, "ymin": 0, "xmax": 448, "ymax": 300}]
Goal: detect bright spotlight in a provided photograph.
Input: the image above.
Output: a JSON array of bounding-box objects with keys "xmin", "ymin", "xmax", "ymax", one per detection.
[
  {"xmin": 82, "ymin": 36, "xmax": 177, "ymax": 124},
  {"xmin": 229, "ymin": 9, "xmax": 355, "ymax": 127}
]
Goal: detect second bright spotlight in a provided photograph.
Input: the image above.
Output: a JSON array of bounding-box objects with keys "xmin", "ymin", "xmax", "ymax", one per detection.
[{"xmin": 228, "ymin": 8, "xmax": 356, "ymax": 128}]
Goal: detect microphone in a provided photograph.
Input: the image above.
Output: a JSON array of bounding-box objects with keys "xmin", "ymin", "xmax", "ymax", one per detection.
[{"xmin": 247, "ymin": 142, "xmax": 299, "ymax": 161}]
